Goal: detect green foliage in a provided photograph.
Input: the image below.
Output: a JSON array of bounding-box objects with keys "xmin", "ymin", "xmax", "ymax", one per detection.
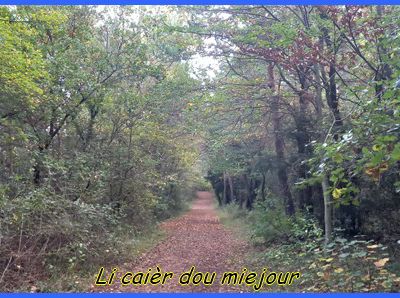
[
  {"xmin": 2, "ymin": 4, "xmax": 400, "ymax": 293},
  {"xmin": 248, "ymin": 199, "xmax": 322, "ymax": 244},
  {"xmin": 258, "ymin": 236, "xmax": 400, "ymax": 292},
  {"xmin": 220, "ymin": 196, "xmax": 400, "ymax": 292},
  {"xmin": 249, "ymin": 201, "xmax": 293, "ymax": 244},
  {"xmin": 0, "ymin": 6, "xmax": 202, "ymax": 291},
  {"xmin": 219, "ymin": 196, "xmax": 322, "ymax": 245}
]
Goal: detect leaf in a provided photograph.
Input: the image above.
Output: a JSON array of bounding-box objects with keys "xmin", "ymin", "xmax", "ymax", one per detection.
[
  {"xmin": 374, "ymin": 258, "xmax": 389, "ymax": 268},
  {"xmin": 322, "ymin": 264, "xmax": 331, "ymax": 269},
  {"xmin": 334, "ymin": 268, "xmax": 344, "ymax": 273},
  {"xmin": 365, "ymin": 166, "xmax": 380, "ymax": 181},
  {"xmin": 382, "ymin": 280, "xmax": 392, "ymax": 289},
  {"xmin": 391, "ymin": 144, "xmax": 400, "ymax": 161},
  {"xmin": 332, "ymin": 188, "xmax": 342, "ymax": 199},
  {"xmin": 367, "ymin": 244, "xmax": 379, "ymax": 249},
  {"xmin": 354, "ymin": 281, "xmax": 365, "ymax": 288},
  {"xmin": 378, "ymin": 162, "xmax": 389, "ymax": 173},
  {"xmin": 372, "ymin": 144, "xmax": 383, "ymax": 151},
  {"xmin": 361, "ymin": 274, "xmax": 370, "ymax": 281},
  {"xmin": 352, "ymin": 251, "xmax": 367, "ymax": 257}
]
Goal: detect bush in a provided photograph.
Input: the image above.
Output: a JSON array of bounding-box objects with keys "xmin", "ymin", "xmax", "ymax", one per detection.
[
  {"xmin": 0, "ymin": 188, "xmax": 131, "ymax": 291},
  {"xmin": 219, "ymin": 202, "xmax": 248, "ymax": 220},
  {"xmin": 249, "ymin": 201, "xmax": 292, "ymax": 244},
  {"xmin": 248, "ymin": 198, "xmax": 323, "ymax": 244}
]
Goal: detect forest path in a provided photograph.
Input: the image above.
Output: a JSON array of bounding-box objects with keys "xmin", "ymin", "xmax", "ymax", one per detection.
[{"xmin": 95, "ymin": 191, "xmax": 250, "ymax": 292}]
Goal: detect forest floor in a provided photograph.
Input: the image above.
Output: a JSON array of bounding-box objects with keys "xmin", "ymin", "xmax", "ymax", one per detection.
[
  {"xmin": 93, "ymin": 191, "xmax": 251, "ymax": 292},
  {"xmin": 86, "ymin": 190, "xmax": 399, "ymax": 293}
]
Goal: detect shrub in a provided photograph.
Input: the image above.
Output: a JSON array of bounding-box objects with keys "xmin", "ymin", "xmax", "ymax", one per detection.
[
  {"xmin": 249, "ymin": 201, "xmax": 293, "ymax": 244},
  {"xmin": 248, "ymin": 197, "xmax": 323, "ymax": 244},
  {"xmin": 0, "ymin": 188, "xmax": 128, "ymax": 291}
]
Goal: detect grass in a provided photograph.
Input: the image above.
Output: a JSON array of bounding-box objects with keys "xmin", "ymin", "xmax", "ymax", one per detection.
[{"xmin": 217, "ymin": 203, "xmax": 253, "ymax": 242}]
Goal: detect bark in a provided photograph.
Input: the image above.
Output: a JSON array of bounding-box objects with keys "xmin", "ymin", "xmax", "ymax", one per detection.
[
  {"xmin": 296, "ymin": 72, "xmax": 314, "ymax": 210},
  {"xmin": 223, "ymin": 172, "xmax": 228, "ymax": 204},
  {"xmin": 215, "ymin": 192, "xmax": 222, "ymax": 206},
  {"xmin": 267, "ymin": 63, "xmax": 295, "ymax": 216},
  {"xmin": 33, "ymin": 147, "xmax": 44, "ymax": 186},
  {"xmin": 261, "ymin": 173, "xmax": 266, "ymax": 201},
  {"xmin": 243, "ymin": 174, "xmax": 253, "ymax": 209},
  {"xmin": 227, "ymin": 173, "xmax": 234, "ymax": 203},
  {"xmin": 246, "ymin": 177, "xmax": 258, "ymax": 210},
  {"xmin": 81, "ymin": 104, "xmax": 99, "ymax": 151},
  {"xmin": 319, "ymin": 24, "xmax": 344, "ymax": 242},
  {"xmin": 319, "ymin": 61, "xmax": 337, "ymax": 241},
  {"xmin": 321, "ymin": 22, "xmax": 342, "ymax": 129},
  {"xmin": 327, "ymin": 64, "xmax": 342, "ymax": 128},
  {"xmin": 322, "ymin": 174, "xmax": 333, "ymax": 245},
  {"xmin": 374, "ymin": 6, "xmax": 393, "ymax": 102},
  {"xmin": 313, "ymin": 63, "xmax": 324, "ymax": 117}
]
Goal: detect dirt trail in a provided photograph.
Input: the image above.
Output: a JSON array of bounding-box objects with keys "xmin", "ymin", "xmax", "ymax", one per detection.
[{"xmin": 95, "ymin": 191, "xmax": 250, "ymax": 292}]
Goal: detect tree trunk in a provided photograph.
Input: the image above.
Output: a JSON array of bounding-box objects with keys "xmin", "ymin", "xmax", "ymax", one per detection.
[
  {"xmin": 295, "ymin": 72, "xmax": 314, "ymax": 210},
  {"xmin": 227, "ymin": 173, "xmax": 234, "ymax": 203},
  {"xmin": 223, "ymin": 172, "xmax": 228, "ymax": 204},
  {"xmin": 261, "ymin": 173, "xmax": 266, "ymax": 201},
  {"xmin": 320, "ymin": 23, "xmax": 342, "ymax": 129},
  {"xmin": 322, "ymin": 173, "xmax": 333, "ymax": 245},
  {"xmin": 267, "ymin": 63, "xmax": 295, "ymax": 216},
  {"xmin": 374, "ymin": 6, "xmax": 393, "ymax": 102},
  {"xmin": 313, "ymin": 63, "xmax": 324, "ymax": 117},
  {"xmin": 33, "ymin": 146, "xmax": 44, "ymax": 186}
]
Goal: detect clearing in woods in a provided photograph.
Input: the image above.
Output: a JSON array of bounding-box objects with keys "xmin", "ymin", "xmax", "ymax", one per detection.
[{"xmin": 95, "ymin": 191, "xmax": 250, "ymax": 292}]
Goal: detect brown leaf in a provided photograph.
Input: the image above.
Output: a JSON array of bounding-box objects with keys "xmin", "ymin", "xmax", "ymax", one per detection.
[{"xmin": 374, "ymin": 258, "xmax": 389, "ymax": 268}]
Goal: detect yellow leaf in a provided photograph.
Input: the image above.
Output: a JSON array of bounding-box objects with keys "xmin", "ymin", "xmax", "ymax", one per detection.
[
  {"xmin": 367, "ymin": 244, "xmax": 379, "ymax": 249},
  {"xmin": 372, "ymin": 144, "xmax": 383, "ymax": 151},
  {"xmin": 374, "ymin": 258, "xmax": 389, "ymax": 268},
  {"xmin": 332, "ymin": 188, "xmax": 341, "ymax": 199},
  {"xmin": 334, "ymin": 268, "xmax": 344, "ymax": 273},
  {"xmin": 325, "ymin": 258, "xmax": 334, "ymax": 262},
  {"xmin": 361, "ymin": 274, "xmax": 370, "ymax": 281}
]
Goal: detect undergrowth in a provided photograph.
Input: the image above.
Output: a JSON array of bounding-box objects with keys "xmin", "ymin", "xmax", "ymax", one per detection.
[
  {"xmin": 218, "ymin": 200, "xmax": 400, "ymax": 292},
  {"xmin": 0, "ymin": 180, "xmax": 197, "ymax": 292},
  {"xmin": 43, "ymin": 228, "xmax": 166, "ymax": 292}
]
